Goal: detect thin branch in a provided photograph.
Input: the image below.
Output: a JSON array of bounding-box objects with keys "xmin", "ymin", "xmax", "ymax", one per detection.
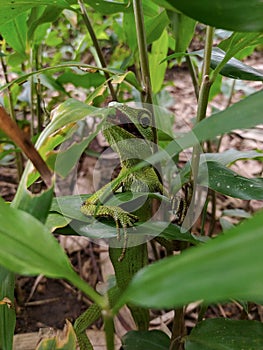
[{"xmin": 78, "ymin": 0, "xmax": 117, "ymax": 101}]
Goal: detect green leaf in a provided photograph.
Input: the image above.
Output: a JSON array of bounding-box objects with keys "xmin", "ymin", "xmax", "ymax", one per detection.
[
  {"xmin": 145, "ymin": 90, "xmax": 263, "ymax": 170},
  {"xmin": 119, "ymin": 210, "xmax": 263, "ymax": 309},
  {"xmin": 50, "ymin": 194, "xmax": 203, "ymax": 244},
  {"xmin": 151, "ymin": 0, "xmax": 177, "ymax": 11},
  {"xmin": 145, "ymin": 10, "xmax": 170, "ymax": 45},
  {"xmin": 219, "ymin": 32, "xmax": 263, "ymax": 58},
  {"xmin": 191, "ymin": 90, "xmax": 263, "ymax": 143},
  {"xmin": 204, "ymin": 149, "xmax": 263, "ymax": 165},
  {"xmin": 24, "ymin": 98, "xmax": 99, "ymax": 185},
  {"xmin": 149, "ymin": 29, "xmax": 168, "ymax": 93},
  {"xmin": 0, "ymin": 12, "xmax": 28, "ymax": 56},
  {"xmin": 13, "ymin": 185, "xmax": 54, "ymax": 223},
  {"xmin": 57, "ymin": 70, "xmax": 105, "ymax": 89},
  {"xmin": 122, "ymin": 330, "xmax": 170, "ymax": 350},
  {"xmin": 210, "ymin": 47, "xmax": 263, "ymax": 81},
  {"xmin": 46, "ymin": 212, "xmax": 72, "ymax": 232},
  {"xmin": 170, "ymin": 46, "xmax": 263, "ymax": 81},
  {"xmin": 223, "ymin": 209, "xmax": 251, "ymax": 219},
  {"xmin": 185, "ymin": 319, "xmax": 263, "ymax": 350},
  {"xmin": 0, "ymin": 62, "xmax": 127, "ymax": 93},
  {"xmin": 166, "ymin": 0, "xmax": 263, "ymax": 32},
  {"xmin": 0, "ymin": 0, "xmax": 71, "ymax": 26},
  {"xmin": 0, "ymin": 197, "xmax": 102, "ymax": 304},
  {"xmin": 0, "ymin": 267, "xmax": 15, "ymax": 350},
  {"xmin": 0, "ymin": 197, "xmax": 74, "ymax": 277},
  {"xmin": 27, "ymin": 6, "xmax": 63, "ymax": 41},
  {"xmin": 167, "ymin": 11, "xmax": 196, "ymax": 58},
  {"xmin": 201, "ymin": 162, "xmax": 263, "ymax": 200},
  {"xmin": 83, "ymin": 0, "xmax": 131, "ymax": 14}
]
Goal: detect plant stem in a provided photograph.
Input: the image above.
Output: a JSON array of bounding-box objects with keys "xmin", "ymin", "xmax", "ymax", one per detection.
[
  {"xmin": 0, "ymin": 56, "xmax": 23, "ymax": 179},
  {"xmin": 185, "ymin": 53, "xmax": 199, "ymax": 100},
  {"xmin": 190, "ymin": 26, "xmax": 214, "ymax": 225},
  {"xmin": 78, "ymin": 0, "xmax": 117, "ymax": 101},
  {"xmin": 34, "ymin": 45, "xmax": 43, "ymax": 134},
  {"xmin": 132, "ymin": 0, "xmax": 152, "ymax": 105},
  {"xmin": 103, "ymin": 308, "xmax": 115, "ymax": 350},
  {"xmin": 132, "ymin": 0, "xmax": 160, "ymax": 157},
  {"xmin": 170, "ymin": 307, "xmax": 186, "ymax": 350}
]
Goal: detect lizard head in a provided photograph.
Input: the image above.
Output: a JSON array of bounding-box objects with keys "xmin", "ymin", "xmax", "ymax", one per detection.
[
  {"xmin": 103, "ymin": 102, "xmax": 155, "ymax": 163},
  {"xmin": 104, "ymin": 102, "xmax": 154, "ymax": 142}
]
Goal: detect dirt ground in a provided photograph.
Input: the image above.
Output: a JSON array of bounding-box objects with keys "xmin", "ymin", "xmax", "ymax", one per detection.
[{"xmin": 1, "ymin": 51, "xmax": 263, "ymax": 349}]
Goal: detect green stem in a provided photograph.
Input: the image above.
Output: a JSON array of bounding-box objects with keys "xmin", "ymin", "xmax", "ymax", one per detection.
[
  {"xmin": 78, "ymin": 0, "xmax": 117, "ymax": 100},
  {"xmin": 34, "ymin": 45, "xmax": 43, "ymax": 134},
  {"xmin": 0, "ymin": 56, "xmax": 23, "ymax": 179},
  {"xmin": 169, "ymin": 307, "xmax": 185, "ymax": 350},
  {"xmin": 190, "ymin": 26, "xmax": 214, "ymax": 220},
  {"xmin": 102, "ymin": 308, "xmax": 115, "ymax": 350},
  {"xmin": 0, "ymin": 63, "xmax": 121, "ymax": 92},
  {"xmin": 132, "ymin": 0, "xmax": 159, "ymax": 164},
  {"xmin": 185, "ymin": 53, "xmax": 199, "ymax": 101},
  {"xmin": 69, "ymin": 271, "xmax": 106, "ymax": 308},
  {"xmin": 133, "ymin": 0, "xmax": 152, "ymax": 104}
]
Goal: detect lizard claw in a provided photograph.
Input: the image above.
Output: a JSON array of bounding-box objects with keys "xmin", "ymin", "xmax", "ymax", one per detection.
[
  {"xmin": 81, "ymin": 202, "xmax": 138, "ymax": 260},
  {"xmin": 111, "ymin": 208, "xmax": 138, "ymax": 261}
]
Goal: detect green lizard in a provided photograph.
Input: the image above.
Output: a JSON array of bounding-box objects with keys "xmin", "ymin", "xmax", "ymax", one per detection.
[{"xmin": 75, "ymin": 103, "xmax": 163, "ymax": 349}]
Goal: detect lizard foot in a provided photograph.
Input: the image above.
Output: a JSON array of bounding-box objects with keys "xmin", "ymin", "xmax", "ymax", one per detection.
[{"xmin": 81, "ymin": 203, "xmax": 138, "ymax": 260}]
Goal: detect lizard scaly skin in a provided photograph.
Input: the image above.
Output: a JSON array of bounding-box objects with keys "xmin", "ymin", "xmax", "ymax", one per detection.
[{"xmin": 76, "ymin": 103, "xmax": 163, "ymax": 349}]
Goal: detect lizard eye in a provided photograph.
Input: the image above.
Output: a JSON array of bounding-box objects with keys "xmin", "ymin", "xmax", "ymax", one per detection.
[{"xmin": 139, "ymin": 112, "xmax": 151, "ymax": 128}]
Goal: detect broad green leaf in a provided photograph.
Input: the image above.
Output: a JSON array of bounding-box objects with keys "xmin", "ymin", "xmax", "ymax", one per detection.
[
  {"xmin": 210, "ymin": 48, "xmax": 263, "ymax": 81},
  {"xmin": 46, "ymin": 212, "xmax": 71, "ymax": 232},
  {"xmin": 149, "ymin": 29, "xmax": 168, "ymax": 93},
  {"xmin": 219, "ymin": 32, "xmax": 263, "ymax": 56},
  {"xmin": 167, "ymin": 11, "xmax": 196, "ymax": 58},
  {"xmin": 145, "ymin": 11, "xmax": 170, "ymax": 45},
  {"xmin": 191, "ymin": 90, "xmax": 263, "ymax": 144},
  {"xmin": 13, "ymin": 185, "xmax": 54, "ymax": 223},
  {"xmin": 0, "ymin": 12, "xmax": 28, "ymax": 56},
  {"xmin": 73, "ymin": 220, "xmax": 204, "ymax": 244},
  {"xmin": 151, "ymin": 0, "xmax": 177, "ymax": 11},
  {"xmin": 210, "ymin": 33, "xmax": 263, "ymax": 80},
  {"xmin": 223, "ymin": 209, "xmax": 251, "ymax": 219},
  {"xmin": 201, "ymin": 162, "xmax": 263, "ymax": 200},
  {"xmin": 185, "ymin": 319, "xmax": 263, "ymax": 350},
  {"xmin": 24, "ymin": 99, "xmax": 99, "ymax": 185},
  {"xmin": 84, "ymin": 0, "xmax": 131, "ymax": 14},
  {"xmin": 143, "ymin": 90, "xmax": 263, "ymax": 170},
  {"xmin": 47, "ymin": 118, "xmax": 105, "ymax": 178},
  {"xmin": 27, "ymin": 6, "xmax": 63, "ymax": 42},
  {"xmin": 123, "ymin": 10, "xmax": 169, "ymax": 52},
  {"xmin": 168, "ymin": 47, "xmax": 263, "ymax": 81},
  {"xmin": 38, "ymin": 73, "xmax": 67, "ymax": 94},
  {"xmin": 166, "ymin": 0, "xmax": 263, "ymax": 32},
  {"xmin": 50, "ymin": 194, "xmax": 204, "ymax": 245},
  {"xmin": 0, "ymin": 196, "xmax": 75, "ymax": 277},
  {"xmin": 0, "ymin": 267, "xmax": 15, "ymax": 350},
  {"xmin": 204, "ymin": 149, "xmax": 263, "ymax": 165},
  {"xmin": 0, "ymin": 197, "xmax": 102, "ymax": 304},
  {"xmin": 142, "ymin": 1, "xmax": 159, "ymax": 17},
  {"xmin": 0, "ymin": 62, "xmax": 130, "ymax": 93},
  {"xmin": 122, "ymin": 330, "xmax": 170, "ymax": 350},
  {"xmin": 119, "ymin": 210, "xmax": 263, "ymax": 309},
  {"xmin": 123, "ymin": 12, "xmax": 137, "ymax": 51},
  {"xmin": 0, "ymin": 0, "xmax": 71, "ymax": 26},
  {"xmin": 57, "ymin": 71, "xmax": 105, "ymax": 89}
]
